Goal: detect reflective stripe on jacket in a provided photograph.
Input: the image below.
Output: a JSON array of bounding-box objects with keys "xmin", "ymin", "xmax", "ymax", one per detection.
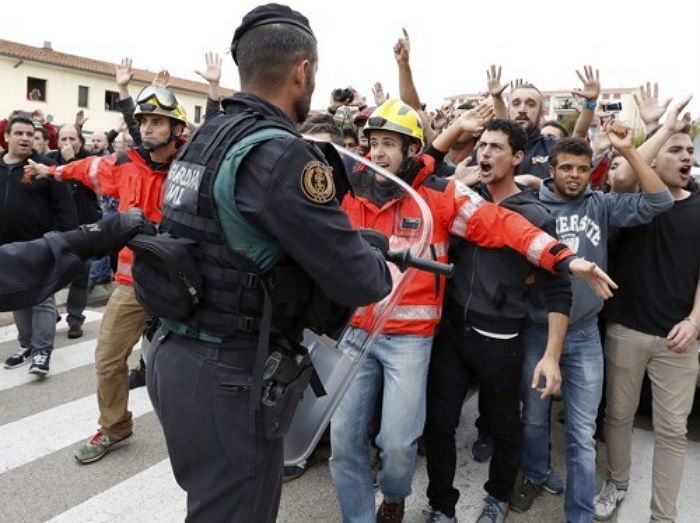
[
  {"xmin": 52, "ymin": 148, "xmax": 168, "ymax": 285},
  {"xmin": 342, "ymin": 153, "xmax": 574, "ymax": 336}
]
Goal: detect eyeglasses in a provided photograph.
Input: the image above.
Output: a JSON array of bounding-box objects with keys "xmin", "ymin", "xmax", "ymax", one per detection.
[{"xmin": 135, "ymin": 85, "xmax": 178, "ymax": 110}]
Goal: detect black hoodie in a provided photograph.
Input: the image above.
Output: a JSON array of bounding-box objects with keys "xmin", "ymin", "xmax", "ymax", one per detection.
[
  {"xmin": 447, "ymin": 184, "xmax": 572, "ymax": 334},
  {"xmin": 0, "ymin": 150, "xmax": 78, "ymax": 245}
]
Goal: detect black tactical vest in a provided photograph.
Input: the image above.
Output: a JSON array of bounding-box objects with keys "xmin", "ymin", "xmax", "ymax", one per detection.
[{"xmin": 158, "ymin": 109, "xmax": 297, "ymax": 340}]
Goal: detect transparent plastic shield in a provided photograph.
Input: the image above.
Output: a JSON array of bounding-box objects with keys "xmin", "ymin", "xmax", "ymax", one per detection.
[{"xmin": 284, "ymin": 142, "xmax": 434, "ymax": 466}]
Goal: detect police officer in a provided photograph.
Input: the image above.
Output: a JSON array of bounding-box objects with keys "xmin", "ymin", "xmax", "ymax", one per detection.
[{"xmin": 143, "ymin": 4, "xmax": 392, "ymax": 522}]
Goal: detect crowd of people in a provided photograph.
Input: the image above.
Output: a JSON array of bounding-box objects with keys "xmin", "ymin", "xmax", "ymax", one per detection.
[{"xmin": 1, "ymin": 3, "xmax": 699, "ymax": 523}]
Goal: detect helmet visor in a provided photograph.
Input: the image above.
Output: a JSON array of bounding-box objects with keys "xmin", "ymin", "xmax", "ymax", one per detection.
[{"xmin": 136, "ymin": 85, "xmax": 178, "ymax": 111}]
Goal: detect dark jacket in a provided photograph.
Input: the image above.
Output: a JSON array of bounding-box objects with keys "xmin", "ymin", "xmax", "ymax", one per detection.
[
  {"xmin": 220, "ymin": 92, "xmax": 392, "ymax": 308},
  {"xmin": 0, "ymin": 151, "xmax": 78, "ymax": 245},
  {"xmin": 0, "ymin": 231, "xmax": 86, "ymax": 311},
  {"xmin": 518, "ymin": 129, "xmax": 557, "ymax": 179},
  {"xmin": 48, "ymin": 148, "xmax": 101, "ymax": 224},
  {"xmin": 448, "ymin": 184, "xmax": 572, "ymax": 334}
]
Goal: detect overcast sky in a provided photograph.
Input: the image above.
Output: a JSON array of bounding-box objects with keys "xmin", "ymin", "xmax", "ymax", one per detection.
[{"xmin": 3, "ymin": 0, "xmax": 699, "ymax": 117}]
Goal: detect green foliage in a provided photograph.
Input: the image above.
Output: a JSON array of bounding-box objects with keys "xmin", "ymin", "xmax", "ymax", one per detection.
[
  {"xmin": 690, "ymin": 121, "xmax": 700, "ymax": 141},
  {"xmin": 559, "ymin": 112, "xmax": 578, "ymax": 134}
]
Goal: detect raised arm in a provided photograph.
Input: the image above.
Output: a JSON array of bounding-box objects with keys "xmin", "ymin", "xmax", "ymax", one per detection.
[
  {"xmin": 634, "ymin": 82, "xmax": 672, "ymax": 137},
  {"xmin": 612, "ymin": 95, "xmax": 692, "ymax": 192},
  {"xmin": 195, "ymin": 52, "xmax": 224, "ymax": 120},
  {"xmin": 433, "ymin": 102, "xmax": 493, "ymax": 153},
  {"xmin": 25, "ymin": 154, "xmax": 121, "ymax": 199},
  {"xmin": 394, "ymin": 28, "xmax": 422, "ymax": 111},
  {"xmin": 486, "ymin": 65, "xmax": 508, "ymax": 120},
  {"xmin": 571, "ymin": 65, "xmax": 600, "ymax": 139},
  {"xmin": 115, "ymin": 57, "xmax": 141, "ymax": 145}
]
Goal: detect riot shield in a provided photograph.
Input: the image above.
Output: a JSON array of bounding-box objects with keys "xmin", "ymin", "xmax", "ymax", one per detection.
[{"xmin": 284, "ymin": 142, "xmax": 444, "ymax": 467}]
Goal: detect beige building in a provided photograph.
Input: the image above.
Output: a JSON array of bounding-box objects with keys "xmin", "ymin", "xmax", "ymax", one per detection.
[
  {"xmin": 0, "ymin": 38, "xmax": 234, "ymax": 136},
  {"xmin": 446, "ymin": 87, "xmax": 643, "ymax": 133}
]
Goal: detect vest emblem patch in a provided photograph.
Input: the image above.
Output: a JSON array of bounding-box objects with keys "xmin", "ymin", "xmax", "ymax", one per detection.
[{"xmin": 300, "ymin": 161, "xmax": 335, "ymax": 204}]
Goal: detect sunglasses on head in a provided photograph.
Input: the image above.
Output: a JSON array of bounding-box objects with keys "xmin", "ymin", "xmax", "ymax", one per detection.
[{"xmin": 136, "ymin": 85, "xmax": 177, "ymax": 110}]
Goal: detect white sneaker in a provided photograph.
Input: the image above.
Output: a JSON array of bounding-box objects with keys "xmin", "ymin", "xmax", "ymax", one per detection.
[{"xmin": 594, "ymin": 480, "xmax": 626, "ymax": 520}]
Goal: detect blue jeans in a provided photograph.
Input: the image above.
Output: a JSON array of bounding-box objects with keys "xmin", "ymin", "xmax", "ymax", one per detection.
[
  {"xmin": 520, "ymin": 322, "xmax": 603, "ymax": 523},
  {"xmin": 330, "ymin": 327, "xmax": 432, "ymax": 522},
  {"xmin": 13, "ymin": 295, "xmax": 57, "ymax": 354}
]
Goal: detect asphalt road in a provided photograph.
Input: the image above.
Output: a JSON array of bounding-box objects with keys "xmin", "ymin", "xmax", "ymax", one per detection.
[{"xmin": 1, "ymin": 303, "xmax": 699, "ymax": 522}]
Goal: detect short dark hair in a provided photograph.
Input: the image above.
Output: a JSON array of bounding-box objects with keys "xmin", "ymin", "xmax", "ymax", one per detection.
[
  {"xmin": 34, "ymin": 126, "xmax": 50, "ymax": 141},
  {"xmin": 298, "ymin": 121, "xmax": 344, "ymax": 146},
  {"xmin": 236, "ymin": 23, "xmax": 317, "ymax": 89},
  {"xmin": 457, "ymin": 101, "xmax": 474, "ymax": 110},
  {"xmin": 550, "ymin": 138, "xmax": 593, "ymax": 167},
  {"xmin": 541, "ymin": 120, "xmax": 570, "ymax": 138},
  {"xmin": 483, "ymin": 118, "xmax": 528, "ymax": 154},
  {"xmin": 343, "ymin": 129, "xmax": 358, "ymax": 141},
  {"xmin": 6, "ymin": 116, "xmax": 34, "ymax": 135}
]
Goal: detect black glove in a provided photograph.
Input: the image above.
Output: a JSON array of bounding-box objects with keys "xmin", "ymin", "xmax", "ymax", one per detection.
[
  {"xmin": 61, "ymin": 208, "xmax": 155, "ymax": 259},
  {"xmin": 358, "ymin": 228, "xmax": 389, "ymax": 256}
]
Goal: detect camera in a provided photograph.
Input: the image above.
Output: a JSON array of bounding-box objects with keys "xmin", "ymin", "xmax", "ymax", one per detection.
[
  {"xmin": 332, "ymin": 88, "xmax": 354, "ymax": 104},
  {"xmin": 601, "ymin": 102, "xmax": 622, "ymax": 112}
]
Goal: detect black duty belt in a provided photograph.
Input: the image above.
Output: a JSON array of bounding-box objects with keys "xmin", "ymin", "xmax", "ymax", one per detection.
[{"xmin": 170, "ymin": 331, "xmax": 258, "ymax": 369}]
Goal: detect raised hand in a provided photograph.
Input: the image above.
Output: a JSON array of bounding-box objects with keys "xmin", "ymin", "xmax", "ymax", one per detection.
[
  {"xmin": 432, "ymin": 108, "xmax": 448, "ymax": 130},
  {"xmin": 571, "ymin": 65, "xmax": 600, "ymax": 101},
  {"xmin": 661, "ymin": 94, "xmax": 692, "ymax": 134},
  {"xmin": 115, "ymin": 57, "xmax": 134, "ymax": 88},
  {"xmin": 393, "ymin": 28, "xmax": 410, "ymax": 64},
  {"xmin": 75, "ymin": 110, "xmax": 89, "ymax": 128},
  {"xmin": 604, "ymin": 121, "xmax": 633, "ymax": 152},
  {"xmin": 633, "ymin": 82, "xmax": 672, "ymax": 126},
  {"xmin": 372, "ymin": 81, "xmax": 387, "ymax": 106},
  {"xmin": 32, "ymin": 109, "xmax": 46, "ymax": 125},
  {"xmin": 455, "ymin": 101, "xmax": 494, "ymax": 134},
  {"xmin": 194, "ymin": 52, "xmax": 222, "ymax": 86},
  {"xmin": 152, "ymin": 70, "xmax": 170, "ymax": 88},
  {"xmin": 510, "ymin": 78, "xmax": 526, "ymax": 91},
  {"xmin": 486, "ymin": 65, "xmax": 507, "ymax": 98}
]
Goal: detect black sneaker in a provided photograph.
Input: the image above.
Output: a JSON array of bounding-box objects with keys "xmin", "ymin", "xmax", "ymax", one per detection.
[
  {"xmin": 471, "ymin": 432, "xmax": 493, "ymax": 463},
  {"xmin": 128, "ymin": 366, "xmax": 146, "ymax": 389},
  {"xmin": 4, "ymin": 347, "xmax": 32, "ymax": 369},
  {"xmin": 68, "ymin": 324, "xmax": 83, "ymax": 339},
  {"xmin": 509, "ymin": 477, "xmax": 542, "ymax": 513},
  {"xmin": 282, "ymin": 465, "xmax": 307, "ymax": 483},
  {"xmin": 28, "ymin": 350, "xmax": 51, "ymax": 376}
]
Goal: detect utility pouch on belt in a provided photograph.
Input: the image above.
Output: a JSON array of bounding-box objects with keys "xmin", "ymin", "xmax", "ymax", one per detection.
[
  {"xmin": 260, "ymin": 346, "xmax": 325, "ymax": 439},
  {"xmin": 128, "ymin": 233, "xmax": 203, "ymax": 320}
]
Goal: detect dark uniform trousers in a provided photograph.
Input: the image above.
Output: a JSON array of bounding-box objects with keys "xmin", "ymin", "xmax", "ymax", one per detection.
[
  {"xmin": 423, "ymin": 300, "xmax": 524, "ymax": 516},
  {"xmin": 147, "ymin": 329, "xmax": 283, "ymax": 523}
]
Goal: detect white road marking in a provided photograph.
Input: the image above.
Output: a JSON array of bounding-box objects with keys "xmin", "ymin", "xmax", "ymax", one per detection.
[
  {"xmin": 0, "ymin": 310, "xmax": 103, "ymax": 344},
  {"xmin": 0, "ymin": 387, "xmax": 153, "ymax": 474}
]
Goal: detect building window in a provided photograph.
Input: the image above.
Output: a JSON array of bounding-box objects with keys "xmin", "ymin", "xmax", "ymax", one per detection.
[
  {"xmin": 27, "ymin": 77, "xmax": 47, "ymax": 101},
  {"xmin": 194, "ymin": 105, "xmax": 202, "ymax": 124},
  {"xmin": 78, "ymin": 86, "xmax": 89, "ymax": 108},
  {"xmin": 105, "ymin": 90, "xmax": 120, "ymax": 111}
]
